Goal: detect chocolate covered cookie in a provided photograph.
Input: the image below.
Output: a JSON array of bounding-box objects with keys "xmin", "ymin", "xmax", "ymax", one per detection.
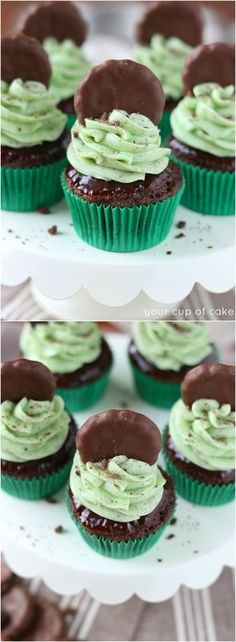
[
  {"xmin": 22, "ymin": 1, "xmax": 87, "ymax": 46},
  {"xmin": 1, "ymin": 33, "xmax": 51, "ymax": 86},
  {"xmin": 183, "ymin": 42, "xmax": 235, "ymax": 94},
  {"xmin": 1, "ymin": 358, "xmax": 56, "ymax": 403},
  {"xmin": 135, "ymin": 1, "xmax": 203, "ymax": 47}
]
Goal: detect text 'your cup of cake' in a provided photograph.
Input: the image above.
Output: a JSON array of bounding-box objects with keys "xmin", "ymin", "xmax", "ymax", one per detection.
[
  {"xmin": 1, "ymin": 358, "xmax": 77, "ymax": 499},
  {"xmin": 163, "ymin": 363, "xmax": 235, "ymax": 505},
  {"xmin": 170, "ymin": 42, "xmax": 235, "ymax": 216},
  {"xmin": 61, "ymin": 59, "xmax": 185, "ymax": 253},
  {"xmin": 22, "ymin": 1, "xmax": 90, "ymax": 130},
  {"xmin": 134, "ymin": 0, "xmax": 204, "ymax": 144},
  {"xmin": 1, "ymin": 33, "xmax": 69, "ymax": 212}
]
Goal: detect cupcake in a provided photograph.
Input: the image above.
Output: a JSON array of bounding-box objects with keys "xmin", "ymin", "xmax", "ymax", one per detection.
[
  {"xmin": 170, "ymin": 42, "xmax": 235, "ymax": 215},
  {"xmin": 163, "ymin": 363, "xmax": 235, "ymax": 505},
  {"xmin": 20, "ymin": 322, "xmax": 113, "ymax": 413},
  {"xmin": 1, "ymin": 33, "xmax": 68, "ymax": 212},
  {"xmin": 1, "ymin": 359, "xmax": 77, "ymax": 500},
  {"xmin": 22, "ymin": 1, "xmax": 90, "ymax": 129},
  {"xmin": 134, "ymin": 1, "xmax": 203, "ymax": 143},
  {"xmin": 61, "ymin": 58, "xmax": 184, "ymax": 252},
  {"xmin": 129, "ymin": 321, "xmax": 217, "ymax": 409},
  {"xmin": 68, "ymin": 409, "xmax": 176, "ymax": 558}
]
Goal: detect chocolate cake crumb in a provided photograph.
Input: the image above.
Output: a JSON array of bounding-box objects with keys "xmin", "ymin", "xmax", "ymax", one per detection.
[
  {"xmin": 176, "ymin": 221, "xmax": 186, "ymax": 229},
  {"xmin": 157, "ymin": 558, "xmax": 162, "ymax": 562},
  {"xmin": 55, "ymin": 525, "xmax": 64, "ymax": 534},
  {"xmin": 120, "ymin": 401, "xmax": 128, "ymax": 408},
  {"xmin": 175, "ymin": 233, "xmax": 185, "ymax": 239},
  {"xmin": 193, "ymin": 550, "xmax": 199, "ymax": 554},
  {"xmin": 73, "ymin": 132, "xmax": 78, "ymax": 138},
  {"xmin": 100, "ymin": 459, "xmax": 108, "ymax": 470},
  {"xmin": 8, "ymin": 229, "xmax": 13, "ymax": 233},
  {"xmin": 37, "ymin": 206, "xmax": 51, "ymax": 214},
  {"xmin": 48, "ymin": 225, "xmax": 57, "ymax": 235},
  {"xmin": 166, "ymin": 250, "xmax": 172, "ymax": 255},
  {"xmin": 170, "ymin": 517, "xmax": 177, "ymax": 526},
  {"xmin": 45, "ymin": 497, "xmax": 58, "ymax": 504},
  {"xmin": 208, "ymin": 246, "xmax": 213, "ymax": 249},
  {"xmin": 166, "ymin": 533, "xmax": 175, "ymax": 540}
]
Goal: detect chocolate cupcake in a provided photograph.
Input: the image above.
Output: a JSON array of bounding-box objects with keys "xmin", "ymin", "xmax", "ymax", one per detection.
[
  {"xmin": 170, "ymin": 42, "xmax": 235, "ymax": 215},
  {"xmin": 163, "ymin": 363, "xmax": 235, "ymax": 505},
  {"xmin": 22, "ymin": 1, "xmax": 90, "ymax": 128},
  {"xmin": 61, "ymin": 58, "xmax": 184, "ymax": 252},
  {"xmin": 1, "ymin": 358, "xmax": 77, "ymax": 499},
  {"xmin": 1, "ymin": 33, "xmax": 69, "ymax": 212},
  {"xmin": 68, "ymin": 409, "xmax": 176, "ymax": 558},
  {"xmin": 129, "ymin": 321, "xmax": 217, "ymax": 409},
  {"xmin": 134, "ymin": 1, "xmax": 203, "ymax": 143},
  {"xmin": 20, "ymin": 322, "xmax": 113, "ymax": 413}
]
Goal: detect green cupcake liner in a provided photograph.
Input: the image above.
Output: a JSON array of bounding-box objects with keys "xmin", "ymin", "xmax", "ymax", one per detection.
[
  {"xmin": 1, "ymin": 456, "xmax": 74, "ymax": 500},
  {"xmin": 68, "ymin": 498, "xmax": 171, "ymax": 558},
  {"xmin": 170, "ymin": 156, "xmax": 235, "ymax": 216},
  {"xmin": 130, "ymin": 364, "xmax": 181, "ymax": 409},
  {"xmin": 162, "ymin": 428, "xmax": 235, "ymax": 506},
  {"xmin": 56, "ymin": 370, "xmax": 111, "ymax": 413},
  {"xmin": 159, "ymin": 111, "xmax": 172, "ymax": 146},
  {"xmin": 1, "ymin": 156, "xmax": 67, "ymax": 212},
  {"xmin": 61, "ymin": 172, "xmax": 184, "ymax": 252},
  {"xmin": 66, "ymin": 113, "xmax": 76, "ymax": 130}
]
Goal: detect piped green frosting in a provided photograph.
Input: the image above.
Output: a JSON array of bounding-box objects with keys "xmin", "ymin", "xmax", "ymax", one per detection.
[
  {"xmin": 43, "ymin": 38, "xmax": 90, "ymax": 103},
  {"xmin": 135, "ymin": 35, "xmax": 192, "ymax": 100}
]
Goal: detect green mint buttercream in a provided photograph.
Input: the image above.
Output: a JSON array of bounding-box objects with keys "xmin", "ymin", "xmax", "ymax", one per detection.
[
  {"xmin": 133, "ymin": 321, "xmax": 212, "ymax": 371},
  {"xmin": 135, "ymin": 35, "xmax": 192, "ymax": 100},
  {"xmin": 171, "ymin": 83, "xmax": 235, "ymax": 157},
  {"xmin": 20, "ymin": 322, "xmax": 102, "ymax": 374},
  {"xmin": 67, "ymin": 109, "xmax": 170, "ymax": 183},
  {"xmin": 1, "ymin": 395, "xmax": 70, "ymax": 462},
  {"xmin": 169, "ymin": 398, "xmax": 235, "ymax": 471},
  {"xmin": 70, "ymin": 451, "xmax": 165, "ymax": 522},
  {"xmin": 43, "ymin": 38, "xmax": 90, "ymax": 103},
  {"xmin": 1, "ymin": 79, "xmax": 66, "ymax": 148}
]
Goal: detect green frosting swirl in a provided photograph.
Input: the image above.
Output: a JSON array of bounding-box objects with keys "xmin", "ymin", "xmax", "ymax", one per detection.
[
  {"xmin": 1, "ymin": 396, "xmax": 70, "ymax": 462},
  {"xmin": 171, "ymin": 83, "xmax": 235, "ymax": 157},
  {"xmin": 135, "ymin": 35, "xmax": 192, "ymax": 100},
  {"xmin": 67, "ymin": 109, "xmax": 170, "ymax": 183},
  {"xmin": 20, "ymin": 322, "xmax": 102, "ymax": 374},
  {"xmin": 1, "ymin": 78, "xmax": 66, "ymax": 148},
  {"xmin": 70, "ymin": 451, "xmax": 165, "ymax": 522},
  {"xmin": 43, "ymin": 38, "xmax": 90, "ymax": 103},
  {"xmin": 133, "ymin": 321, "xmax": 212, "ymax": 371},
  {"xmin": 169, "ymin": 398, "xmax": 235, "ymax": 470}
]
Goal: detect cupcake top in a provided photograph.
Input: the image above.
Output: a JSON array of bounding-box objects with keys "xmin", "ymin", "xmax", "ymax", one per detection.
[
  {"xmin": 67, "ymin": 58, "xmax": 171, "ymax": 183},
  {"xmin": 1, "ymin": 33, "xmax": 66, "ymax": 148},
  {"xmin": 22, "ymin": 1, "xmax": 90, "ymax": 104},
  {"xmin": 169, "ymin": 363, "xmax": 235, "ymax": 471},
  {"xmin": 134, "ymin": 1, "xmax": 203, "ymax": 101},
  {"xmin": 132, "ymin": 321, "xmax": 212, "ymax": 371},
  {"xmin": 20, "ymin": 322, "xmax": 102, "ymax": 374},
  {"xmin": 1, "ymin": 359, "xmax": 70, "ymax": 462},
  {"xmin": 171, "ymin": 43, "xmax": 235, "ymax": 157},
  {"xmin": 70, "ymin": 409, "xmax": 165, "ymax": 522}
]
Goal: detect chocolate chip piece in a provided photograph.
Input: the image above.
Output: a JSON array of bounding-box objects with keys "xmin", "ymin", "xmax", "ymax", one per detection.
[
  {"xmin": 183, "ymin": 42, "xmax": 235, "ymax": 95},
  {"xmin": 76, "ymin": 409, "xmax": 162, "ymax": 465},
  {"xmin": 1, "ymin": 33, "xmax": 51, "ymax": 86},
  {"xmin": 135, "ymin": 1, "xmax": 203, "ymax": 47},
  {"xmin": 1, "ymin": 358, "xmax": 56, "ymax": 403},
  {"xmin": 74, "ymin": 59, "xmax": 165, "ymax": 125},
  {"xmin": 48, "ymin": 225, "xmax": 57, "ymax": 235},
  {"xmin": 22, "ymin": 1, "xmax": 87, "ymax": 46},
  {"xmin": 181, "ymin": 363, "xmax": 235, "ymax": 409}
]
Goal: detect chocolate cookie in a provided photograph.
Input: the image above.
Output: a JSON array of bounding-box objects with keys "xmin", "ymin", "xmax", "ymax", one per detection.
[
  {"xmin": 1, "ymin": 585, "xmax": 34, "ymax": 641},
  {"xmin": 1, "ymin": 359, "xmax": 56, "ymax": 403},
  {"xmin": 181, "ymin": 363, "xmax": 235, "ymax": 408},
  {"xmin": 74, "ymin": 59, "xmax": 165, "ymax": 124},
  {"xmin": 183, "ymin": 42, "xmax": 235, "ymax": 94},
  {"xmin": 1, "ymin": 33, "xmax": 51, "ymax": 86},
  {"xmin": 77, "ymin": 409, "xmax": 162, "ymax": 465},
  {"xmin": 22, "ymin": 1, "xmax": 87, "ymax": 46},
  {"xmin": 135, "ymin": 1, "xmax": 203, "ymax": 47}
]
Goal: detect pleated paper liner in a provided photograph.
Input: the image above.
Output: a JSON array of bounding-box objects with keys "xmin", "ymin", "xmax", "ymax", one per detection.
[
  {"xmin": 56, "ymin": 370, "xmax": 111, "ymax": 413},
  {"xmin": 1, "ymin": 157, "xmax": 67, "ymax": 212},
  {"xmin": 130, "ymin": 364, "xmax": 181, "ymax": 409},
  {"xmin": 159, "ymin": 111, "xmax": 172, "ymax": 146},
  {"xmin": 1, "ymin": 456, "xmax": 74, "ymax": 500},
  {"xmin": 170, "ymin": 155, "xmax": 235, "ymax": 216},
  {"xmin": 68, "ymin": 498, "xmax": 173, "ymax": 559},
  {"xmin": 61, "ymin": 172, "xmax": 184, "ymax": 252},
  {"xmin": 162, "ymin": 429, "xmax": 235, "ymax": 506}
]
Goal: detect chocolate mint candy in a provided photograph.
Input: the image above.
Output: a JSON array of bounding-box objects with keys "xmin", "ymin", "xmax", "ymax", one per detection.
[
  {"xmin": 74, "ymin": 59, "xmax": 165, "ymax": 124},
  {"xmin": 1, "ymin": 359, "xmax": 56, "ymax": 403},
  {"xmin": 77, "ymin": 409, "xmax": 162, "ymax": 465},
  {"xmin": 183, "ymin": 42, "xmax": 235, "ymax": 94},
  {"xmin": 181, "ymin": 363, "xmax": 235, "ymax": 409},
  {"xmin": 1, "ymin": 33, "xmax": 51, "ymax": 86},
  {"xmin": 22, "ymin": 1, "xmax": 87, "ymax": 46},
  {"xmin": 135, "ymin": 1, "xmax": 203, "ymax": 47}
]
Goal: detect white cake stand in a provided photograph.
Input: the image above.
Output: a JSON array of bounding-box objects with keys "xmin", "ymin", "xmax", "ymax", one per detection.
[{"xmin": 1, "ymin": 334, "xmax": 234, "ymax": 604}]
